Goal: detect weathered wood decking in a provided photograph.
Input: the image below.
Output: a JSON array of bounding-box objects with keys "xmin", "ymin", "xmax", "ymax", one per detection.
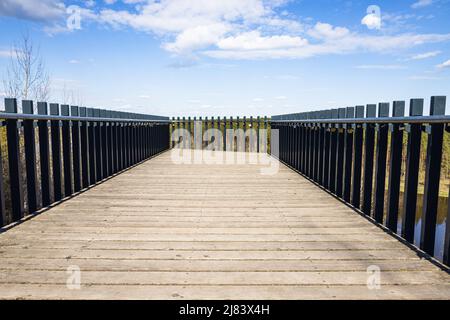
[{"xmin": 0, "ymin": 150, "xmax": 449, "ymax": 299}]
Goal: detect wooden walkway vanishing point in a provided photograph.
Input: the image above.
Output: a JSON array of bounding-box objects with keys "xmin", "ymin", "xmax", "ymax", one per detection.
[{"xmin": 0, "ymin": 150, "xmax": 449, "ymax": 299}]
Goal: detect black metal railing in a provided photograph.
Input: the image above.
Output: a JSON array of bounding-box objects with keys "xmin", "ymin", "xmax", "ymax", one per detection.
[
  {"xmin": 0, "ymin": 98, "xmax": 170, "ymax": 227},
  {"xmin": 171, "ymin": 116, "xmax": 269, "ymax": 152},
  {"xmin": 271, "ymin": 96, "xmax": 450, "ymax": 267}
]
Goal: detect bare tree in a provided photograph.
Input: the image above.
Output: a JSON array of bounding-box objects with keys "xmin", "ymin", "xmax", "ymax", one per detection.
[
  {"xmin": 2, "ymin": 32, "xmax": 51, "ymax": 102},
  {"xmin": 60, "ymin": 81, "xmax": 84, "ymax": 106}
]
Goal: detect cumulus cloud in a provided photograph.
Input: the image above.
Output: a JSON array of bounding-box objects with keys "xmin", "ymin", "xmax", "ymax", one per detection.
[
  {"xmin": 0, "ymin": 0, "xmax": 65, "ymax": 21},
  {"xmin": 0, "ymin": 50, "xmax": 13, "ymax": 58},
  {"xmin": 411, "ymin": 0, "xmax": 433, "ymax": 9},
  {"xmin": 355, "ymin": 65, "xmax": 407, "ymax": 70},
  {"xmin": 217, "ymin": 31, "xmax": 307, "ymax": 50},
  {"xmin": 407, "ymin": 50, "xmax": 441, "ymax": 60},
  {"xmin": 4, "ymin": 0, "xmax": 450, "ymax": 62},
  {"xmin": 163, "ymin": 23, "xmax": 230, "ymax": 53},
  {"xmin": 98, "ymin": 0, "xmax": 277, "ymax": 33},
  {"xmin": 437, "ymin": 59, "xmax": 450, "ymax": 68},
  {"xmin": 91, "ymin": 1, "xmax": 450, "ymax": 60},
  {"xmin": 203, "ymin": 32, "xmax": 450, "ymax": 60},
  {"xmin": 308, "ymin": 22, "xmax": 349, "ymax": 39}
]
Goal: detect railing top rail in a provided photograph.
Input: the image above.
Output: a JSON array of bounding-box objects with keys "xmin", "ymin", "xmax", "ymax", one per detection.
[
  {"xmin": 0, "ymin": 112, "xmax": 171, "ymax": 123},
  {"xmin": 271, "ymin": 115, "xmax": 450, "ymax": 124},
  {"xmin": 170, "ymin": 116, "xmax": 270, "ymax": 122},
  {"xmin": 1, "ymin": 98, "xmax": 170, "ymax": 122},
  {"xmin": 271, "ymin": 96, "xmax": 448, "ymax": 123}
]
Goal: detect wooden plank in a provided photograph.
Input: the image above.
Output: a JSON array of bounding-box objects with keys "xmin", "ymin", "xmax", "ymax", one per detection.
[
  {"xmin": 0, "ymin": 284, "xmax": 449, "ymax": 300},
  {"xmin": 0, "ymin": 150, "xmax": 449, "ymax": 300},
  {"xmin": 0, "ymin": 270, "xmax": 448, "ymax": 286},
  {"xmin": 0, "ymin": 258, "xmax": 439, "ymax": 272}
]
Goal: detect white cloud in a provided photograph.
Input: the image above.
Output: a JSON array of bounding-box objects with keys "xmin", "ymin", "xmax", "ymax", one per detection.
[
  {"xmin": 0, "ymin": 50, "xmax": 13, "ymax": 58},
  {"xmin": 69, "ymin": 59, "xmax": 80, "ymax": 64},
  {"xmin": 407, "ymin": 50, "xmax": 441, "ymax": 60},
  {"xmin": 252, "ymin": 98, "xmax": 264, "ymax": 102},
  {"xmin": 437, "ymin": 59, "xmax": 450, "ymax": 68},
  {"xmin": 308, "ymin": 22, "xmax": 349, "ymax": 39},
  {"xmin": 408, "ymin": 75, "xmax": 441, "ymax": 80},
  {"xmin": 0, "ymin": 0, "xmax": 65, "ymax": 21},
  {"xmin": 98, "ymin": 0, "xmax": 278, "ymax": 33},
  {"xmin": 7, "ymin": 0, "xmax": 449, "ymax": 63},
  {"xmin": 275, "ymin": 96, "xmax": 287, "ymax": 100},
  {"xmin": 104, "ymin": 0, "xmax": 116, "ymax": 4},
  {"xmin": 203, "ymin": 32, "xmax": 450, "ymax": 60},
  {"xmin": 138, "ymin": 94, "xmax": 151, "ymax": 99},
  {"xmin": 163, "ymin": 23, "xmax": 230, "ymax": 53},
  {"xmin": 217, "ymin": 31, "xmax": 307, "ymax": 50},
  {"xmin": 85, "ymin": 0, "xmax": 96, "ymax": 8},
  {"xmin": 355, "ymin": 65, "xmax": 407, "ymax": 70},
  {"xmin": 412, "ymin": 0, "xmax": 433, "ymax": 9}
]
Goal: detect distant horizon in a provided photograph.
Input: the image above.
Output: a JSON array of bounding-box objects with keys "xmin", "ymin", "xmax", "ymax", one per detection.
[{"xmin": 1, "ymin": 0, "xmax": 450, "ymax": 116}]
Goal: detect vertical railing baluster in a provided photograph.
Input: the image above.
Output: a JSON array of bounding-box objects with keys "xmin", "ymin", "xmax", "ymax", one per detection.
[
  {"xmin": 351, "ymin": 106, "xmax": 364, "ymax": 209},
  {"xmin": 124, "ymin": 119, "xmax": 128, "ymax": 167},
  {"xmin": 263, "ymin": 116, "xmax": 267, "ymax": 154},
  {"xmin": 107, "ymin": 111, "xmax": 114, "ymax": 173},
  {"xmin": 187, "ymin": 116, "xmax": 191, "ymax": 150},
  {"xmin": 243, "ymin": 116, "xmax": 247, "ymax": 153},
  {"xmin": 328, "ymin": 109, "xmax": 338, "ymax": 193},
  {"xmin": 87, "ymin": 108, "xmax": 97, "ymax": 185},
  {"xmin": 290, "ymin": 120, "xmax": 294, "ymax": 167},
  {"xmin": 71, "ymin": 106, "xmax": 82, "ymax": 193},
  {"xmin": 101, "ymin": 110, "xmax": 109, "ymax": 177},
  {"xmin": 322, "ymin": 111, "xmax": 331, "ymax": 188},
  {"xmin": 37, "ymin": 102, "xmax": 51, "ymax": 207},
  {"xmin": 313, "ymin": 118, "xmax": 320, "ymax": 181},
  {"xmin": 182, "ymin": 116, "xmax": 186, "ymax": 149},
  {"xmin": 362, "ymin": 104, "xmax": 376, "ymax": 216},
  {"xmin": 335, "ymin": 108, "xmax": 346, "ymax": 197},
  {"xmin": 444, "ymin": 184, "xmax": 450, "ymax": 266},
  {"xmin": 112, "ymin": 113, "xmax": 119, "ymax": 172},
  {"xmin": 0, "ymin": 131, "xmax": 5, "ymax": 226},
  {"xmin": 288, "ymin": 122, "xmax": 292, "ymax": 164},
  {"xmin": 256, "ymin": 116, "xmax": 260, "ymax": 153},
  {"xmin": 95, "ymin": 109, "xmax": 103, "ymax": 180},
  {"xmin": 373, "ymin": 103, "xmax": 390, "ymax": 223},
  {"xmin": 302, "ymin": 116, "xmax": 307, "ymax": 173},
  {"xmin": 308, "ymin": 116, "xmax": 314, "ymax": 177},
  {"xmin": 318, "ymin": 113, "xmax": 325, "ymax": 183},
  {"xmin": 223, "ymin": 117, "xmax": 227, "ymax": 152},
  {"xmin": 296, "ymin": 123, "xmax": 301, "ymax": 171},
  {"xmin": 420, "ymin": 96, "xmax": 446, "ymax": 255},
  {"xmin": 50, "ymin": 103, "xmax": 62, "ymax": 202},
  {"xmin": 343, "ymin": 107, "xmax": 355, "ymax": 202},
  {"xmin": 386, "ymin": 101, "xmax": 405, "ymax": 232},
  {"xmin": 5, "ymin": 99, "xmax": 24, "ymax": 220},
  {"xmin": 61, "ymin": 105, "xmax": 73, "ymax": 197},
  {"xmin": 22, "ymin": 100, "xmax": 38, "ymax": 213},
  {"xmin": 229, "ymin": 117, "xmax": 233, "ymax": 152},
  {"xmin": 133, "ymin": 120, "xmax": 137, "ymax": 163},
  {"xmin": 80, "ymin": 107, "xmax": 90, "ymax": 188}
]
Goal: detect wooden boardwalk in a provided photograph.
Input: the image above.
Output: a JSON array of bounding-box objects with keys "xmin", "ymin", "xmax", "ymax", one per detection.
[{"xmin": 0, "ymin": 150, "xmax": 449, "ymax": 299}]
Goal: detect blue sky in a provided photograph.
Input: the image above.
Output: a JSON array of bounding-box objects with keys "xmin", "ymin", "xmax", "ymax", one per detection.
[{"xmin": 1, "ymin": 0, "xmax": 450, "ymax": 117}]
